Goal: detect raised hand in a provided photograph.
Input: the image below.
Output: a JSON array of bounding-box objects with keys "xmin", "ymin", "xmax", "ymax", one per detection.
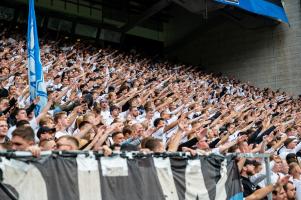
[
  {"xmin": 33, "ymin": 96, "xmax": 40, "ymax": 105},
  {"xmin": 196, "ymin": 128, "xmax": 207, "ymax": 140},
  {"xmin": 182, "ymin": 147, "xmax": 197, "ymax": 156},
  {"xmin": 27, "ymin": 146, "xmax": 41, "ymax": 157},
  {"xmin": 93, "ymin": 115, "xmax": 103, "ymax": 126}
]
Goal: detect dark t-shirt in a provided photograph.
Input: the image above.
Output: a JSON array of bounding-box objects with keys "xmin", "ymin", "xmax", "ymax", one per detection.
[
  {"xmin": 0, "ymin": 88, "xmax": 8, "ymax": 98},
  {"xmin": 241, "ymin": 176, "xmax": 261, "ymax": 197}
]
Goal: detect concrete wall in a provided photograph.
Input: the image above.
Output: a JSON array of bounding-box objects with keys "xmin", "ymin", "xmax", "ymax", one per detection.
[
  {"xmin": 166, "ymin": 0, "xmax": 301, "ymax": 96},
  {"xmin": 163, "ymin": 5, "xmax": 205, "ymax": 47}
]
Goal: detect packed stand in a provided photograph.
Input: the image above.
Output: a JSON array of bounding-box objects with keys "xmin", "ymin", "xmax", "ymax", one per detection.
[{"xmin": 0, "ymin": 25, "xmax": 300, "ymax": 199}]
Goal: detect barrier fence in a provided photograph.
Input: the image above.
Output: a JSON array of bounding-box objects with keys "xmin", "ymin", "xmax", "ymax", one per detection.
[{"xmin": 0, "ymin": 151, "xmax": 271, "ymax": 200}]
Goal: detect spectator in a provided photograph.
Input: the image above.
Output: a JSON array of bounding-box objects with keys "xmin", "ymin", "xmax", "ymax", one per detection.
[
  {"xmin": 284, "ymin": 181, "xmax": 296, "ymax": 200},
  {"xmin": 111, "ymin": 131, "xmax": 125, "ymax": 146},
  {"xmin": 37, "ymin": 126, "xmax": 56, "ymax": 141},
  {"xmin": 11, "ymin": 127, "xmax": 40, "ymax": 156},
  {"xmin": 241, "ymin": 159, "xmax": 261, "ymax": 197},
  {"xmin": 289, "ymin": 162, "xmax": 301, "ymax": 199},
  {"xmin": 1, "ymin": 24, "xmax": 301, "ymax": 198},
  {"xmin": 144, "ymin": 138, "xmax": 164, "ymax": 153},
  {"xmin": 0, "ymin": 117, "xmax": 9, "ymax": 143},
  {"xmin": 56, "ymin": 135, "xmax": 79, "ymax": 150}
]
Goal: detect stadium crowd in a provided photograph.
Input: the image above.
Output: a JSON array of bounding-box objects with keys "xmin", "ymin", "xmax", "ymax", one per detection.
[{"xmin": 0, "ymin": 24, "xmax": 300, "ymax": 199}]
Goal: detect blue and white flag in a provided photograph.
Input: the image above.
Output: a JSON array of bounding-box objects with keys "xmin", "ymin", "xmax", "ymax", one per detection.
[{"xmin": 27, "ymin": 0, "xmax": 47, "ymax": 116}]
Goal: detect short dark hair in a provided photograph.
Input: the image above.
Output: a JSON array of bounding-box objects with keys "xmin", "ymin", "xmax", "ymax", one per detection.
[
  {"xmin": 112, "ymin": 132, "xmax": 123, "ymax": 139},
  {"xmin": 144, "ymin": 138, "xmax": 162, "ymax": 152},
  {"xmin": 16, "ymin": 120, "xmax": 30, "ymax": 128},
  {"xmin": 122, "ymin": 126, "xmax": 133, "ymax": 135},
  {"xmin": 13, "ymin": 108, "xmax": 26, "ymax": 117},
  {"xmin": 110, "ymin": 105, "xmax": 120, "ymax": 113},
  {"xmin": 153, "ymin": 118, "xmax": 164, "ymax": 128},
  {"xmin": 141, "ymin": 137, "xmax": 152, "ymax": 149},
  {"xmin": 12, "ymin": 127, "xmax": 35, "ymax": 142}
]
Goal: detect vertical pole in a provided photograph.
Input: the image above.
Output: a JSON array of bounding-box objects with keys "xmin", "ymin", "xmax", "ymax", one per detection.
[{"xmin": 264, "ymin": 157, "xmax": 272, "ymax": 200}]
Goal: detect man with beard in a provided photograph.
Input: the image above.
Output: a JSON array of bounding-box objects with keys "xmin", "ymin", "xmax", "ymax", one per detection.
[{"xmin": 241, "ymin": 159, "xmax": 262, "ymax": 197}]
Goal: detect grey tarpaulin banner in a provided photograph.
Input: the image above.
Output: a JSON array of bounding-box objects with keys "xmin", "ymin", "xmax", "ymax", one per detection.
[{"xmin": 0, "ymin": 153, "xmax": 243, "ymax": 200}]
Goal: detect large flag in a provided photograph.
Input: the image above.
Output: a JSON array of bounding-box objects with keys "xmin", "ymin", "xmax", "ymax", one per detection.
[
  {"xmin": 214, "ymin": 0, "xmax": 289, "ymax": 24},
  {"xmin": 0, "ymin": 154, "xmax": 243, "ymax": 200},
  {"xmin": 27, "ymin": 0, "xmax": 47, "ymax": 116}
]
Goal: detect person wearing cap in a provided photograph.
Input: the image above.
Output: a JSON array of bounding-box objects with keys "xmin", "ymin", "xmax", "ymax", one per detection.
[
  {"xmin": 37, "ymin": 126, "xmax": 56, "ymax": 141},
  {"xmin": 241, "ymin": 159, "xmax": 261, "ymax": 197},
  {"xmin": 279, "ymin": 137, "xmax": 301, "ymax": 159}
]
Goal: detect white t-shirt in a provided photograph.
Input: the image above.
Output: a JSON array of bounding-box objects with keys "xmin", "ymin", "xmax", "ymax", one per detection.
[
  {"xmin": 293, "ymin": 178, "xmax": 301, "ymax": 200},
  {"xmin": 100, "ymin": 110, "xmax": 111, "ymax": 126},
  {"xmin": 55, "ymin": 130, "xmax": 71, "ymax": 139},
  {"xmin": 153, "ymin": 127, "xmax": 164, "ymax": 139},
  {"xmin": 279, "ymin": 143, "xmax": 301, "ymax": 159}
]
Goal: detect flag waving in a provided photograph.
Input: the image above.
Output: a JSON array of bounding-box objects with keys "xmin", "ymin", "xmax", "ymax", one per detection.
[{"xmin": 27, "ymin": 0, "xmax": 47, "ymax": 116}]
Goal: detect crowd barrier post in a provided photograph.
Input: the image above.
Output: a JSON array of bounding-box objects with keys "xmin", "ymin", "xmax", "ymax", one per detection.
[{"xmin": 237, "ymin": 153, "xmax": 272, "ymax": 200}]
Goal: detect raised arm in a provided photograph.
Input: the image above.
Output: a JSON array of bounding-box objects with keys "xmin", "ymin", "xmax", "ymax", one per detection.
[
  {"xmin": 35, "ymin": 97, "xmax": 54, "ymax": 124},
  {"xmin": 246, "ymin": 176, "xmax": 289, "ymax": 200}
]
